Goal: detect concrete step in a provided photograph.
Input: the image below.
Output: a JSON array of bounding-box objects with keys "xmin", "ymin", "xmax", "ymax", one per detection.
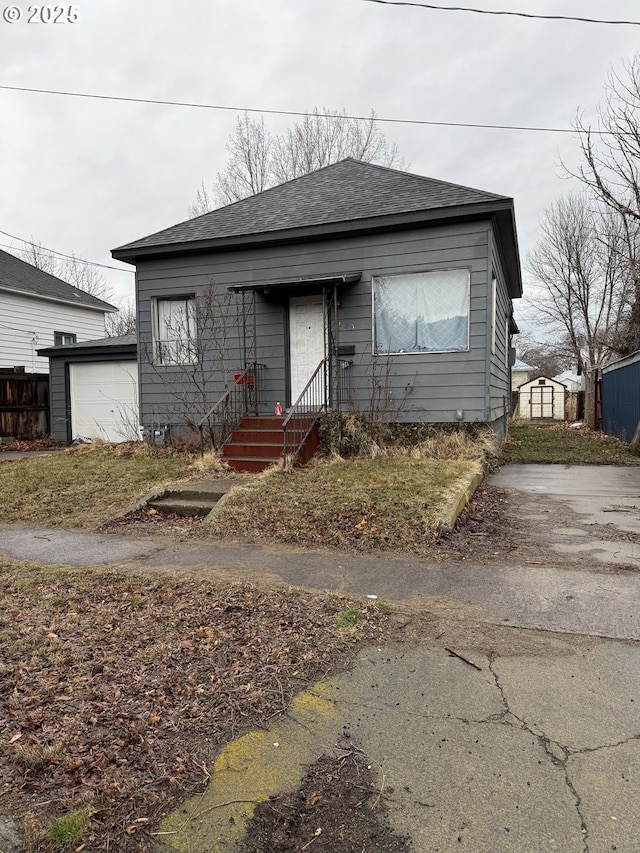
[
  {"xmin": 238, "ymin": 415, "xmax": 312, "ymax": 430},
  {"xmin": 144, "ymin": 477, "xmax": 246, "ymax": 517},
  {"xmin": 168, "ymin": 487, "xmax": 228, "ymax": 502},
  {"xmin": 148, "ymin": 496, "xmax": 217, "ymax": 517},
  {"xmin": 239, "ymin": 416, "xmax": 284, "ymax": 429}
]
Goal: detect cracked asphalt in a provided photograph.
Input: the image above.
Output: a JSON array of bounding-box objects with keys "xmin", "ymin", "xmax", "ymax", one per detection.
[
  {"xmin": 335, "ymin": 641, "xmax": 639, "ymax": 853},
  {"xmin": 158, "ymin": 637, "xmax": 639, "ymax": 853}
]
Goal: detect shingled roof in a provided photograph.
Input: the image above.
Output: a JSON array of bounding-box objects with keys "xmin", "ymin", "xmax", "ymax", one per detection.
[
  {"xmin": 112, "ymin": 158, "xmax": 513, "ymax": 258},
  {"xmin": 0, "ymin": 249, "xmax": 117, "ymax": 312}
]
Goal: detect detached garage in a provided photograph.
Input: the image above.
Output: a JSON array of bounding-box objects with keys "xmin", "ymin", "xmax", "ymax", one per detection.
[{"xmin": 38, "ymin": 335, "xmax": 139, "ymax": 442}]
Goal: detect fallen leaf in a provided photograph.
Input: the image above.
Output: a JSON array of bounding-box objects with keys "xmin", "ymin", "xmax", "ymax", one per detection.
[{"xmin": 8, "ymin": 732, "xmax": 22, "ymax": 744}]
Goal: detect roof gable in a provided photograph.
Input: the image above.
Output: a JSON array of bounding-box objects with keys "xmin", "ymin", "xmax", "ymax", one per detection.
[
  {"xmin": 0, "ymin": 249, "xmax": 117, "ymax": 312},
  {"xmin": 113, "ymin": 158, "xmax": 511, "ymax": 254}
]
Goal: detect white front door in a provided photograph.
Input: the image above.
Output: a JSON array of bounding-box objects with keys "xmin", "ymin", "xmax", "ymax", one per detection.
[{"xmin": 289, "ymin": 295, "xmax": 326, "ymax": 403}]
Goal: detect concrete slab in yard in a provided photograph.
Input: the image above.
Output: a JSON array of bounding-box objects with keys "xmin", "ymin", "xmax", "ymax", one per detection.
[{"xmin": 490, "ymin": 464, "xmax": 640, "ymax": 534}]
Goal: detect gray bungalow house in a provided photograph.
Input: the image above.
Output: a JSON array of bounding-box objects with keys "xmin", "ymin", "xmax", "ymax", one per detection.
[{"xmin": 112, "ymin": 159, "xmax": 521, "ymax": 468}]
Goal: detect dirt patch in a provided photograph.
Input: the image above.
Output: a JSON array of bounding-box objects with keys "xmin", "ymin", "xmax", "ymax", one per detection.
[
  {"xmin": 238, "ymin": 747, "xmax": 411, "ymax": 853},
  {"xmin": 0, "ymin": 439, "xmax": 62, "ymax": 453},
  {"xmin": 101, "ymin": 507, "xmax": 204, "ymax": 535}
]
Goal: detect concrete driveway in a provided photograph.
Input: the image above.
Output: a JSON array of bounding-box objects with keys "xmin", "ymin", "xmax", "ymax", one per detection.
[{"xmin": 489, "ymin": 464, "xmax": 640, "ymax": 568}]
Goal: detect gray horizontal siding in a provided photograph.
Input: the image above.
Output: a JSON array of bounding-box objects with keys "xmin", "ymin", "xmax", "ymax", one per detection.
[
  {"xmin": 48, "ymin": 358, "xmax": 68, "ymax": 440},
  {"xmin": 135, "ymin": 225, "xmax": 488, "ymax": 279},
  {"xmin": 136, "ymin": 222, "xmax": 494, "ymax": 426},
  {"xmin": 488, "ymin": 238, "xmax": 513, "ymax": 424}
]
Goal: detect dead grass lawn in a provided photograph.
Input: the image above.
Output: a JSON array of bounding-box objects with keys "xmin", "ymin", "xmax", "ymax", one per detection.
[
  {"xmin": 0, "ymin": 443, "xmax": 196, "ymax": 528},
  {"xmin": 204, "ymin": 432, "xmax": 489, "ymax": 553}
]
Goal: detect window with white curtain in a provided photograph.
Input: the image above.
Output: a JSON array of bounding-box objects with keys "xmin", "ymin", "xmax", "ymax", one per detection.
[
  {"xmin": 153, "ymin": 296, "xmax": 197, "ymax": 364},
  {"xmin": 373, "ymin": 269, "xmax": 470, "ymax": 355}
]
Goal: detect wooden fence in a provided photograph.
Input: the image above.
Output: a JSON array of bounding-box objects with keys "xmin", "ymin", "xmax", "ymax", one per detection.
[{"xmin": 0, "ymin": 369, "xmax": 50, "ymax": 439}]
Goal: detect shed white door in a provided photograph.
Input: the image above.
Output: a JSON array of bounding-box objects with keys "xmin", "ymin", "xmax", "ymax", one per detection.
[
  {"xmin": 69, "ymin": 361, "xmax": 139, "ymax": 442},
  {"xmin": 289, "ymin": 296, "xmax": 325, "ymax": 403},
  {"xmin": 530, "ymin": 385, "xmax": 554, "ymax": 418}
]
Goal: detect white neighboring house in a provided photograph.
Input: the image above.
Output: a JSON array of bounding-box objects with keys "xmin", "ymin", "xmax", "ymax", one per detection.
[
  {"xmin": 512, "ymin": 358, "xmax": 534, "ymax": 389},
  {"xmin": 0, "ymin": 249, "xmax": 117, "ymax": 372},
  {"xmin": 552, "ymin": 369, "xmax": 583, "ymax": 393}
]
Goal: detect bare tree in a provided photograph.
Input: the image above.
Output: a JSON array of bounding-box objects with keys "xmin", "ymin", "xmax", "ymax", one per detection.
[
  {"xmin": 574, "ymin": 56, "xmax": 640, "ymax": 223},
  {"xmin": 516, "ymin": 333, "xmax": 573, "ymax": 378},
  {"xmin": 271, "ymin": 108, "xmax": 405, "ymax": 185},
  {"xmin": 190, "ymin": 108, "xmax": 405, "ymax": 215},
  {"xmin": 527, "ymin": 193, "xmax": 629, "ymax": 371},
  {"xmin": 19, "ymin": 239, "xmax": 114, "ymax": 303},
  {"xmin": 571, "ymin": 56, "xmax": 640, "ymax": 353},
  {"xmin": 106, "ymin": 300, "xmax": 137, "ymax": 337}
]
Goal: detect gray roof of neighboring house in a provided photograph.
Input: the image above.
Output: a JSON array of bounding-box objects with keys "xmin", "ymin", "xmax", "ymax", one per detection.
[
  {"xmin": 513, "ymin": 359, "xmax": 534, "ymax": 371},
  {"xmin": 0, "ymin": 249, "xmax": 117, "ymax": 312},
  {"xmin": 38, "ymin": 334, "xmax": 137, "ymax": 357}
]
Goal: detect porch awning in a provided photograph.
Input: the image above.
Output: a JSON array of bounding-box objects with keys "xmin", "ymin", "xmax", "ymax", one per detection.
[{"xmin": 228, "ymin": 272, "xmax": 362, "ymax": 294}]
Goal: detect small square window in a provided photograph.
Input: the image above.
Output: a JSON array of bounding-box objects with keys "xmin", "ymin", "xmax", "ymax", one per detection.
[{"xmin": 54, "ymin": 331, "xmax": 77, "ymax": 346}]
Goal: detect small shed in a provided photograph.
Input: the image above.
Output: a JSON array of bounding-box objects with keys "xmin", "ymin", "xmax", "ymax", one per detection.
[
  {"xmin": 38, "ymin": 335, "xmax": 139, "ymax": 442},
  {"xmin": 517, "ymin": 376, "xmax": 566, "ymax": 421}
]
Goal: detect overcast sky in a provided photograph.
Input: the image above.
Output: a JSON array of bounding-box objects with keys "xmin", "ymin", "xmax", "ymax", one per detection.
[{"xmin": 2, "ymin": 0, "xmax": 639, "ymax": 334}]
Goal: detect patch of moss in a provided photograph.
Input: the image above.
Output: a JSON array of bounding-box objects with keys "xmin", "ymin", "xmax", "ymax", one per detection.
[{"xmin": 48, "ymin": 808, "xmax": 90, "ymax": 846}]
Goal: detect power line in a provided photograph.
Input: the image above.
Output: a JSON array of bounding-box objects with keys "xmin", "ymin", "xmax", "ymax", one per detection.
[
  {"xmin": 0, "ymin": 231, "xmax": 134, "ymax": 273},
  {"xmin": 0, "ymin": 83, "xmax": 582, "ymax": 135},
  {"xmin": 355, "ymin": 0, "xmax": 640, "ymax": 26}
]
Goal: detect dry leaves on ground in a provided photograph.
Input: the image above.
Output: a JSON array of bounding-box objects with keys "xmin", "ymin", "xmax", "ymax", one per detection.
[{"xmin": 0, "ymin": 563, "xmax": 389, "ymax": 851}]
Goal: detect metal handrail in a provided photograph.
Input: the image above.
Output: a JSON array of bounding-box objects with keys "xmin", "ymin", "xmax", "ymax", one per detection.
[
  {"xmin": 197, "ymin": 364, "xmax": 260, "ymax": 455},
  {"xmin": 282, "ymin": 359, "xmax": 327, "ymax": 471}
]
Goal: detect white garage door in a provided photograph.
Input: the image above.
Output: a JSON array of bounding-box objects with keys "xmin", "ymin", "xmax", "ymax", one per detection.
[{"xmin": 69, "ymin": 361, "xmax": 139, "ymax": 442}]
